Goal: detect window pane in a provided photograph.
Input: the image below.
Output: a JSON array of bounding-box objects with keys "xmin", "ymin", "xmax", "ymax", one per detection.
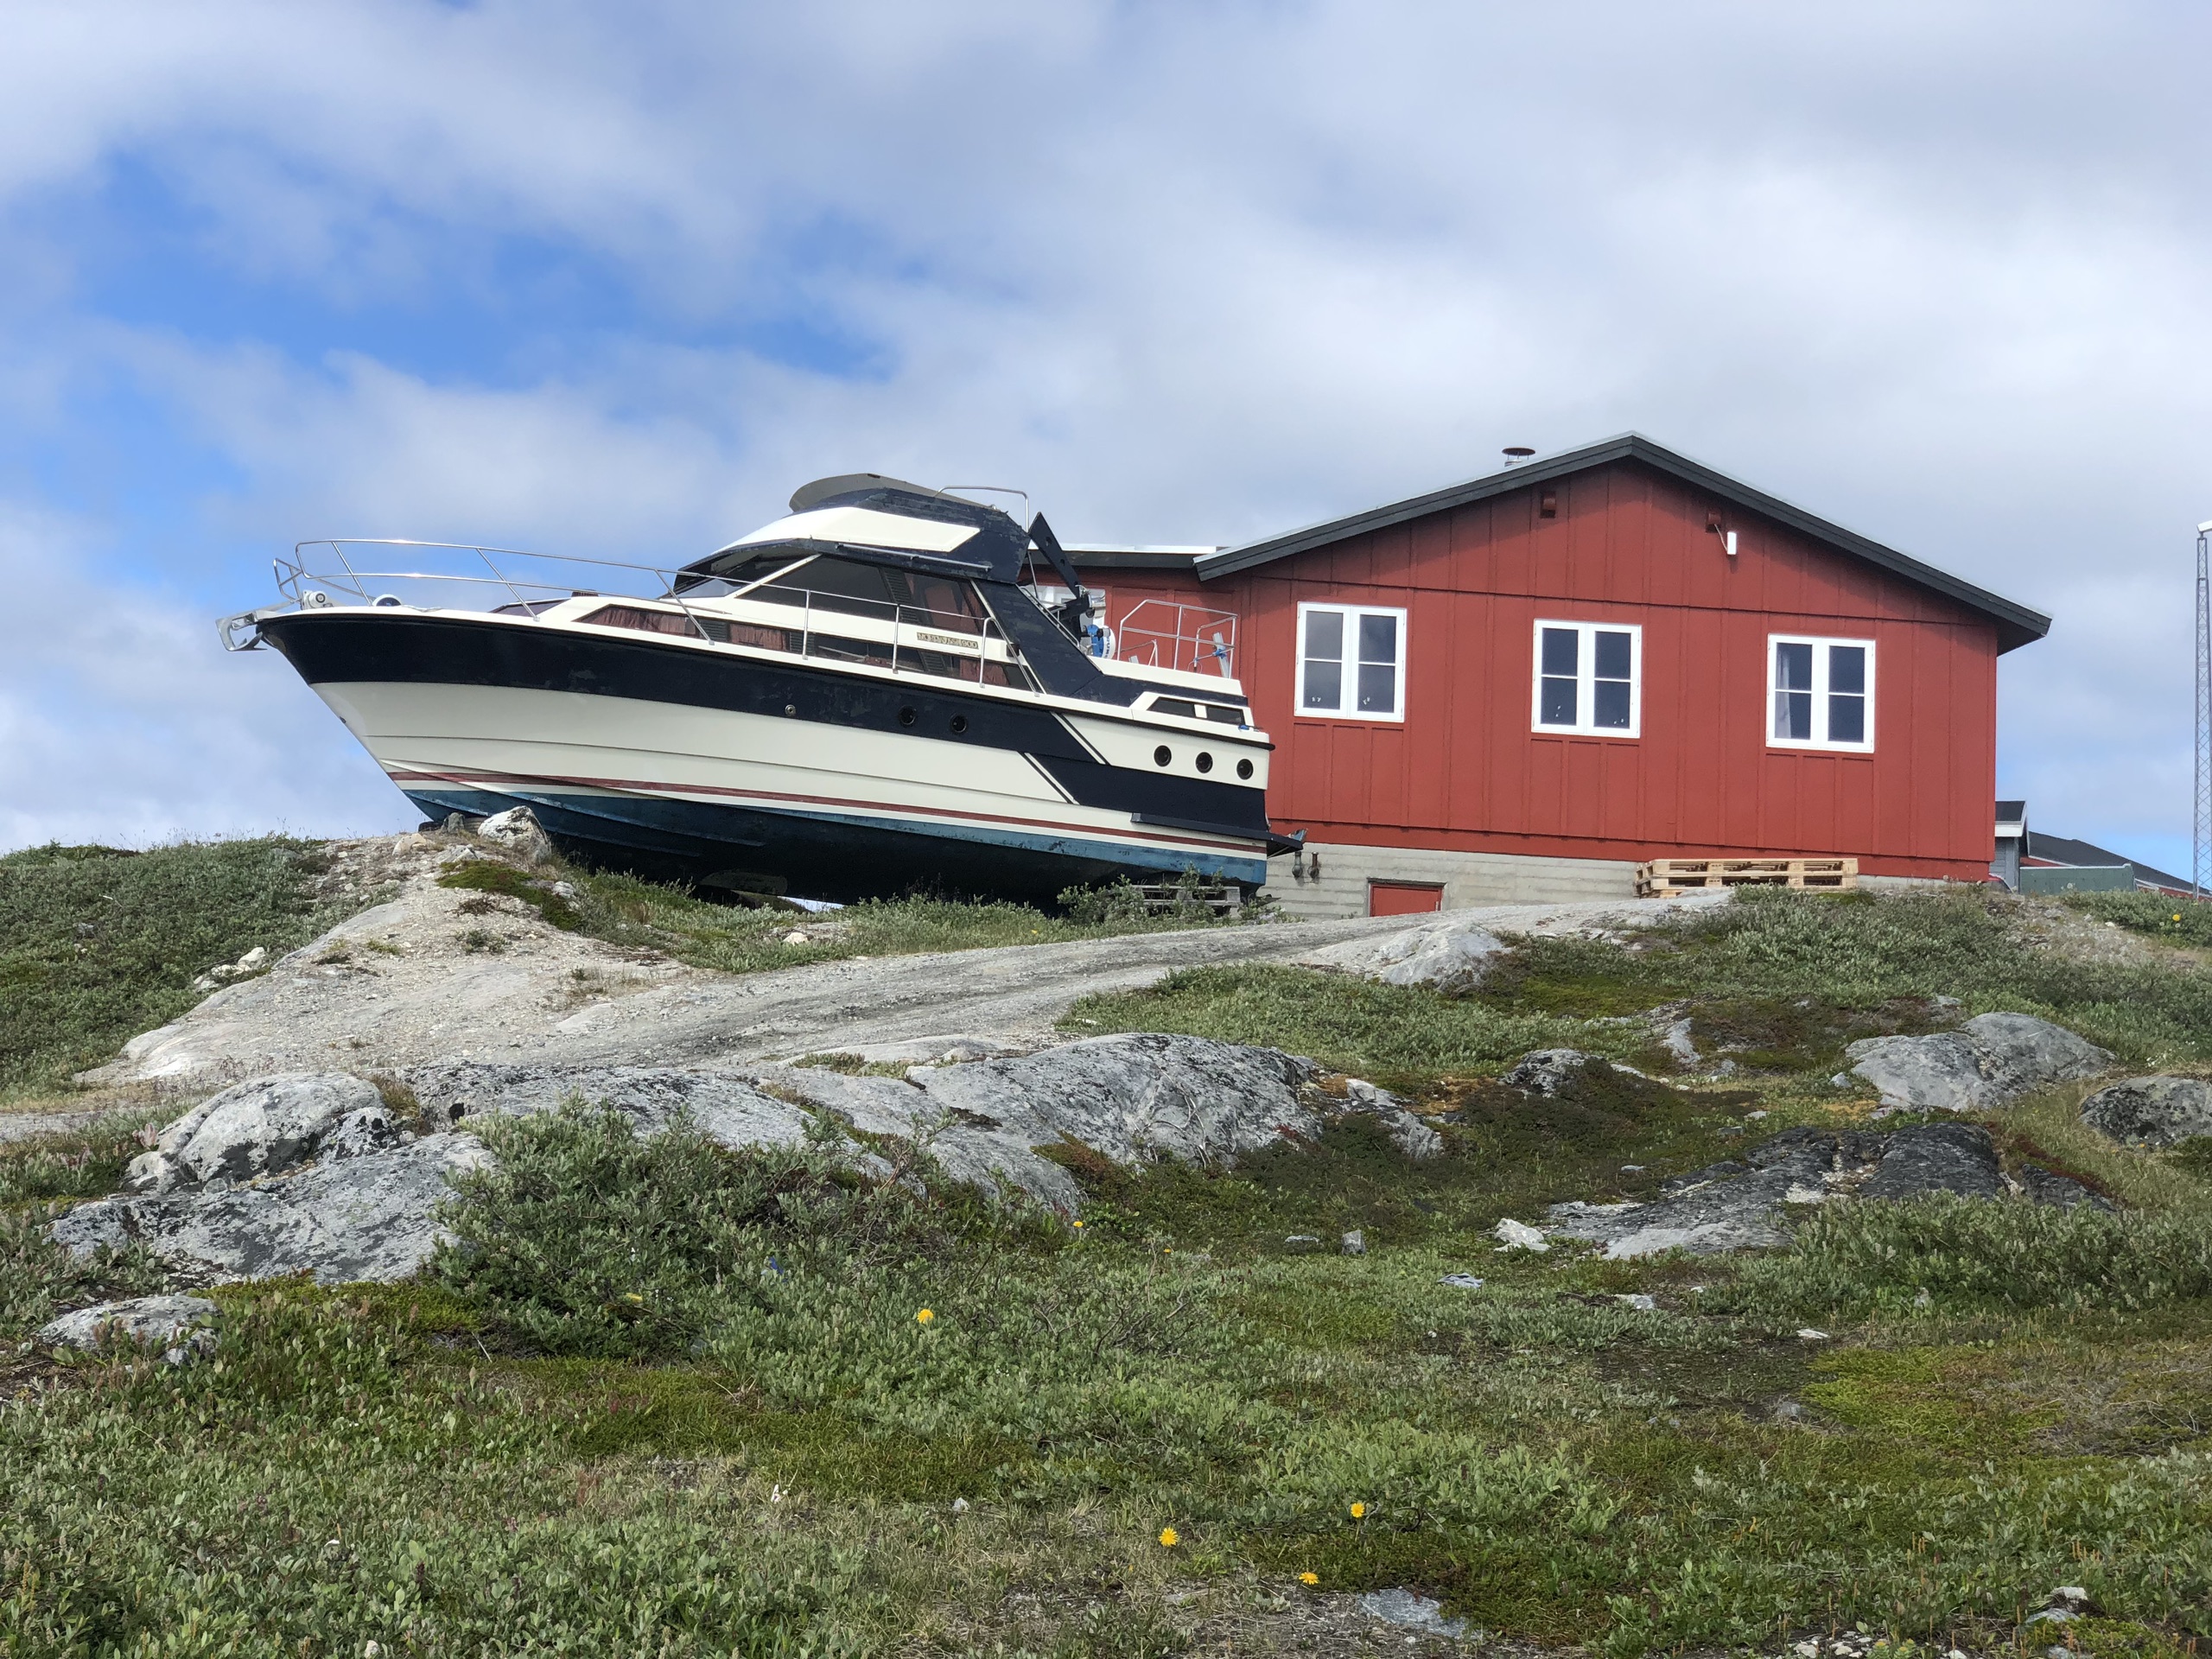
[
  {"xmin": 1540, "ymin": 677, "xmax": 1577, "ymax": 725},
  {"xmin": 1775, "ymin": 641, "xmax": 1813, "ymax": 691},
  {"xmin": 1593, "ymin": 680, "xmax": 1631, "ymax": 728},
  {"xmin": 1827, "ymin": 694, "xmax": 1866, "ymax": 744},
  {"xmin": 1302, "ymin": 658, "xmax": 1342, "ymax": 710},
  {"xmin": 1304, "ymin": 609, "xmax": 1343, "ymax": 662},
  {"xmin": 1357, "ymin": 661, "xmax": 1396, "ymax": 713},
  {"xmin": 1775, "ymin": 690, "xmax": 1812, "ymax": 741},
  {"xmin": 1357, "ymin": 613, "xmax": 1397, "ymax": 665},
  {"xmin": 1593, "ymin": 630, "xmax": 1631, "ymax": 681},
  {"xmin": 1828, "ymin": 645, "xmax": 1866, "ymax": 695},
  {"xmin": 1540, "ymin": 627, "xmax": 1578, "ymax": 677}
]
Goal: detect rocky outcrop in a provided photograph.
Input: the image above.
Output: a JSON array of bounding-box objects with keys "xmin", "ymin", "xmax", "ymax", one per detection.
[
  {"xmin": 2080, "ymin": 1076, "xmax": 2212, "ymax": 1149},
  {"xmin": 1503, "ymin": 1049, "xmax": 1599, "ymax": 1096},
  {"xmin": 760, "ymin": 1033, "xmax": 1362, "ymax": 1211},
  {"xmin": 398, "ymin": 1061, "xmax": 824, "ymax": 1151},
  {"xmin": 1844, "ymin": 1013, "xmax": 2113, "ymax": 1113},
  {"xmin": 37, "ymin": 1294, "xmax": 219, "ymax": 1351},
  {"xmin": 55, "ymin": 1135, "xmax": 493, "ymax": 1286},
  {"xmin": 1541, "ymin": 1122, "xmax": 2106, "ymax": 1260},
  {"xmin": 125, "ymin": 1073, "xmax": 385, "ymax": 1194},
  {"xmin": 1299, "ymin": 918, "xmax": 1507, "ymax": 992},
  {"xmin": 50, "ymin": 1034, "xmax": 1419, "ymax": 1285}
]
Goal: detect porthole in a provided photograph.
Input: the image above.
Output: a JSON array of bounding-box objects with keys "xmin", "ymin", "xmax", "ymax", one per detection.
[
  {"xmin": 1154, "ymin": 746, "xmax": 1172, "ymax": 767},
  {"xmin": 1196, "ymin": 752, "xmax": 1213, "ymax": 773},
  {"xmin": 950, "ymin": 715, "xmax": 969, "ymax": 734},
  {"xmin": 783, "ymin": 703, "xmax": 797, "ymax": 716},
  {"xmin": 1236, "ymin": 759, "xmax": 1254, "ymax": 779},
  {"xmin": 898, "ymin": 707, "xmax": 917, "ymax": 727}
]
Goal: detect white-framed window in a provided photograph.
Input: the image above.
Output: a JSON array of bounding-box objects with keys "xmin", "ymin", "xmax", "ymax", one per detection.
[
  {"xmin": 1768, "ymin": 634, "xmax": 1875, "ymax": 752},
  {"xmin": 1531, "ymin": 620, "xmax": 1642, "ymax": 738},
  {"xmin": 1296, "ymin": 602, "xmax": 1406, "ymax": 721}
]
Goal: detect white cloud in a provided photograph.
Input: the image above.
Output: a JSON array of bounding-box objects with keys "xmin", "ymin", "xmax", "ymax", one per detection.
[{"xmin": 0, "ymin": 501, "xmax": 412, "ymax": 850}]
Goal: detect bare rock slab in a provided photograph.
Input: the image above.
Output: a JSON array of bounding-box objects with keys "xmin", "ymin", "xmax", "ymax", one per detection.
[
  {"xmin": 126, "ymin": 1073, "xmax": 383, "ymax": 1194},
  {"xmin": 1300, "ymin": 919, "xmax": 1507, "ymax": 992},
  {"xmin": 2080, "ymin": 1076, "xmax": 2212, "ymax": 1148},
  {"xmin": 1545, "ymin": 1122, "xmax": 2096, "ymax": 1260},
  {"xmin": 1845, "ymin": 1013, "xmax": 2113, "ymax": 1112},
  {"xmin": 399, "ymin": 1062, "xmax": 822, "ymax": 1151},
  {"xmin": 38, "ymin": 1294, "xmax": 219, "ymax": 1351},
  {"xmin": 55, "ymin": 1135, "xmax": 491, "ymax": 1285}
]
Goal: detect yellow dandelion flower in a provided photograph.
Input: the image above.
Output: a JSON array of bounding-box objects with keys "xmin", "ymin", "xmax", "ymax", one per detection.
[
  {"xmin": 1072, "ymin": 1219, "xmax": 1084, "ymax": 1229},
  {"xmin": 1159, "ymin": 1527, "xmax": 1179, "ymax": 1548},
  {"xmin": 622, "ymin": 1294, "xmax": 643, "ymax": 1304},
  {"xmin": 915, "ymin": 1308, "xmax": 934, "ymax": 1325},
  {"xmin": 1349, "ymin": 1502, "xmax": 1366, "ymax": 1519},
  {"xmin": 1299, "ymin": 1571, "xmax": 1319, "ymax": 1586}
]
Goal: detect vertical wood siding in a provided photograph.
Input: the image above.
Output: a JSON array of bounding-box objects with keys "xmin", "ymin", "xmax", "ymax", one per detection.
[{"xmin": 1076, "ymin": 460, "xmax": 2000, "ymax": 879}]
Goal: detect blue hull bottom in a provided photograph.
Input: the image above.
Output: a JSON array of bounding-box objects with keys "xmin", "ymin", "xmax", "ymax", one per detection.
[{"xmin": 403, "ymin": 784, "xmax": 1269, "ymax": 905}]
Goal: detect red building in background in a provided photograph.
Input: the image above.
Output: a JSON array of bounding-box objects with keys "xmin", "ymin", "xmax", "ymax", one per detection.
[{"xmin": 1067, "ymin": 434, "xmax": 2049, "ymax": 919}]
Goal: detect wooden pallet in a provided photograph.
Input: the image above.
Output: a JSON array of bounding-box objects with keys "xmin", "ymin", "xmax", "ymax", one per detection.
[
  {"xmin": 1637, "ymin": 856, "xmax": 1858, "ymax": 897},
  {"xmin": 1134, "ymin": 881, "xmax": 1243, "ymax": 916}
]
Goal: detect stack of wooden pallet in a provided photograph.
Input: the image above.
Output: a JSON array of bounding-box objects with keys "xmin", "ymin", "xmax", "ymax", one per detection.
[
  {"xmin": 1637, "ymin": 856, "xmax": 1858, "ymax": 898},
  {"xmin": 1133, "ymin": 880, "xmax": 1244, "ymax": 915}
]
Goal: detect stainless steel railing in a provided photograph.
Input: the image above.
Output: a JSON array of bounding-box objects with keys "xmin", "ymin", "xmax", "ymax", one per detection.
[{"xmin": 223, "ymin": 539, "xmax": 1022, "ymax": 689}]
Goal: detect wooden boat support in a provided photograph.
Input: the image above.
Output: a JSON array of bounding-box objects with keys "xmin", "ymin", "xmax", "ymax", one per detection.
[{"xmin": 1637, "ymin": 856, "xmax": 1859, "ymax": 897}]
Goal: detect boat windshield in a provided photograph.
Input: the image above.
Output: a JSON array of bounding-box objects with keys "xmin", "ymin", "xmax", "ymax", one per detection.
[{"xmin": 680, "ymin": 554, "xmax": 988, "ymax": 625}]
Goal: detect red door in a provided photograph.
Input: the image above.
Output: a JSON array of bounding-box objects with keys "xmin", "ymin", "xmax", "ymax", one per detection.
[{"xmin": 1368, "ymin": 880, "xmax": 1445, "ymax": 917}]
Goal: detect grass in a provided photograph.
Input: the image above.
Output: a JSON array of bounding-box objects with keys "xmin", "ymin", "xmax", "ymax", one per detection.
[
  {"xmin": 0, "ymin": 838, "xmax": 376, "ymax": 1095},
  {"xmin": 1067, "ymin": 885, "xmax": 2212, "ymax": 1086},
  {"xmin": 551, "ymin": 866, "xmax": 1266, "ymax": 979},
  {"xmin": 10, "ymin": 879, "xmax": 2212, "ymax": 1653}
]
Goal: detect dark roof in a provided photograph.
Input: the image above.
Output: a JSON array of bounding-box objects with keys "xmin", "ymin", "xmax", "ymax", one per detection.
[
  {"xmin": 2025, "ymin": 830, "xmax": 2190, "ymax": 893},
  {"xmin": 1996, "ymin": 800, "xmax": 2026, "ymax": 822},
  {"xmin": 1194, "ymin": 433, "xmax": 2052, "ymax": 654}
]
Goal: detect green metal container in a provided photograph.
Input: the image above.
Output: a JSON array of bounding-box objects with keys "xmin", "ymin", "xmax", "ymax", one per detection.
[{"xmin": 2019, "ymin": 865, "xmax": 2137, "ymax": 895}]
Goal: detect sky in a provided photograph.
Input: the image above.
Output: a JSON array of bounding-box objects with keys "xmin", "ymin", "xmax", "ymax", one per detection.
[{"xmin": 2, "ymin": 1, "xmax": 2209, "ymax": 875}]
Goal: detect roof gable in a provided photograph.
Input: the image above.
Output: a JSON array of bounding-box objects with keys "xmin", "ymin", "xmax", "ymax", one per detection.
[{"xmin": 1194, "ymin": 433, "xmax": 2050, "ymax": 653}]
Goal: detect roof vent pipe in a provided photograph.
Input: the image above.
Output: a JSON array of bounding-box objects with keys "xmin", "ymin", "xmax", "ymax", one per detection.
[{"xmin": 1502, "ymin": 447, "xmax": 1535, "ymax": 467}]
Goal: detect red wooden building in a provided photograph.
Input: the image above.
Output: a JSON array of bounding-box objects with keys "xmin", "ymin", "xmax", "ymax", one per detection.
[{"xmin": 1067, "ymin": 434, "xmax": 2050, "ymax": 918}]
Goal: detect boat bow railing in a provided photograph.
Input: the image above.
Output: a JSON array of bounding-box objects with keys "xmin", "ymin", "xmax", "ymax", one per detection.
[{"xmin": 221, "ymin": 539, "xmax": 1021, "ymax": 689}]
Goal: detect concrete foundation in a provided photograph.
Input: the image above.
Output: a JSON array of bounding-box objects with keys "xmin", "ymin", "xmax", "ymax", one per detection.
[{"xmin": 1261, "ymin": 842, "xmax": 1639, "ymax": 919}]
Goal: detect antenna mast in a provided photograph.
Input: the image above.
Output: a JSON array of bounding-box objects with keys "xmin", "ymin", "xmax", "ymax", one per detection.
[{"xmin": 2198, "ymin": 522, "xmax": 2212, "ymax": 899}]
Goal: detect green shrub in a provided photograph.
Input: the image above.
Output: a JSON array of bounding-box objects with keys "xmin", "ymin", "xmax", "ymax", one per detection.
[
  {"xmin": 0, "ymin": 1205, "xmax": 165, "ymax": 1341},
  {"xmin": 1717, "ymin": 1194, "xmax": 2212, "ymax": 1323},
  {"xmin": 431, "ymin": 1103, "xmax": 988, "ymax": 1359},
  {"xmin": 2064, "ymin": 889, "xmax": 2212, "ymax": 947},
  {"xmin": 0, "ymin": 836, "xmax": 368, "ymax": 1089}
]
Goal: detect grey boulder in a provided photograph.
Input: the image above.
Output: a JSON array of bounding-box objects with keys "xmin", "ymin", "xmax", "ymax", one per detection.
[
  {"xmin": 474, "ymin": 805, "xmax": 556, "ymax": 864},
  {"xmin": 1547, "ymin": 1122, "xmax": 2096, "ymax": 1259},
  {"xmin": 1845, "ymin": 1013, "xmax": 2113, "ymax": 1113},
  {"xmin": 766, "ymin": 1033, "xmax": 1335, "ymax": 1210},
  {"xmin": 124, "ymin": 1072, "xmax": 385, "ymax": 1194},
  {"xmin": 55, "ymin": 1134, "xmax": 491, "ymax": 1285},
  {"xmin": 1300, "ymin": 918, "xmax": 1507, "ymax": 992},
  {"xmin": 2080, "ymin": 1076, "xmax": 2212, "ymax": 1149},
  {"xmin": 399, "ymin": 1061, "xmax": 823, "ymax": 1151},
  {"xmin": 38, "ymin": 1294, "xmax": 219, "ymax": 1351},
  {"xmin": 1503, "ymin": 1049, "xmax": 1598, "ymax": 1096}
]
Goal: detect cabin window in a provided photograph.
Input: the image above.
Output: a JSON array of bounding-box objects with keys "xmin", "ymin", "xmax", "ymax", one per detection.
[
  {"xmin": 1296, "ymin": 603, "xmax": 1406, "ymax": 721},
  {"xmin": 1531, "ymin": 620, "xmax": 1641, "ymax": 738},
  {"xmin": 580, "ymin": 603, "xmax": 726, "ymax": 643},
  {"xmin": 1768, "ymin": 635, "xmax": 1874, "ymax": 752}
]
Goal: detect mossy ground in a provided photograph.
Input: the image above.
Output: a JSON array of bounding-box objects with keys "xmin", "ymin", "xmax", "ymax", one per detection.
[{"xmin": 5, "ymin": 875, "xmax": 2212, "ymax": 1653}]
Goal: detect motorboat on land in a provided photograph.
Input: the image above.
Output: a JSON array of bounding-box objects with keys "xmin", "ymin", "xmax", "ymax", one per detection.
[{"xmin": 220, "ymin": 474, "xmax": 1294, "ymax": 904}]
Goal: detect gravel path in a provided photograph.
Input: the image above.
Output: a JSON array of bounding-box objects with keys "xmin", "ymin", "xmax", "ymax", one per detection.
[{"xmin": 84, "ymin": 832, "xmax": 1694, "ymax": 1091}]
